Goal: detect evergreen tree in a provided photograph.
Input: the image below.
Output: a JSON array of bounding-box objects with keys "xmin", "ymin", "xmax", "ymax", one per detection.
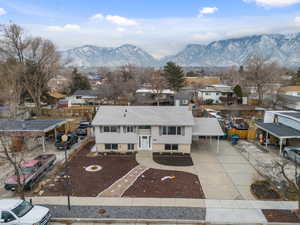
[
  {"xmin": 69, "ymin": 68, "xmax": 91, "ymax": 94},
  {"xmin": 233, "ymin": 84, "xmax": 243, "ymax": 97},
  {"xmin": 163, "ymin": 62, "xmax": 185, "ymax": 91}
]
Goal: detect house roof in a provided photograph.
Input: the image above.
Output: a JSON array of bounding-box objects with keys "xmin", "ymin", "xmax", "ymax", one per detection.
[
  {"xmin": 73, "ymin": 89, "xmax": 103, "ymax": 96},
  {"xmin": 0, "ymin": 119, "xmax": 67, "ymax": 136},
  {"xmin": 92, "ymin": 106, "xmax": 195, "ymax": 126},
  {"xmin": 199, "ymin": 85, "xmax": 233, "ymax": 93},
  {"xmin": 279, "ymin": 86, "xmax": 300, "ymax": 92},
  {"xmin": 175, "ymin": 91, "xmax": 194, "ymax": 99},
  {"xmin": 192, "ymin": 118, "xmax": 224, "ymax": 136},
  {"xmin": 136, "ymin": 88, "xmax": 175, "ymax": 95},
  {"xmin": 256, "ymin": 121, "xmax": 300, "ymax": 138}
]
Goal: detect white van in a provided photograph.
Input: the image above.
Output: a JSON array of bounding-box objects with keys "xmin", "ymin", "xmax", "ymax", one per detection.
[{"xmin": 0, "ymin": 199, "xmax": 51, "ymax": 225}]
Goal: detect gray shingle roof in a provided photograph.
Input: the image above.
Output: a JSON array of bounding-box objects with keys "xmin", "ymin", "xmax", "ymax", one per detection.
[
  {"xmin": 0, "ymin": 119, "xmax": 66, "ymax": 132},
  {"xmin": 256, "ymin": 121, "xmax": 300, "ymax": 138},
  {"xmin": 92, "ymin": 106, "xmax": 194, "ymax": 126},
  {"xmin": 192, "ymin": 118, "xmax": 224, "ymax": 136}
]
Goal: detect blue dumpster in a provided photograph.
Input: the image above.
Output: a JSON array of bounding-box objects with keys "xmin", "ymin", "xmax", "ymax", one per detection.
[{"xmin": 231, "ymin": 134, "xmax": 240, "ymax": 145}]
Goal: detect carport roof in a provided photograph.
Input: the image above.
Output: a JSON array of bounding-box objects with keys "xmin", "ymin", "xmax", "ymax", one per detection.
[
  {"xmin": 192, "ymin": 118, "xmax": 224, "ymax": 136},
  {"xmin": 256, "ymin": 122, "xmax": 300, "ymax": 139},
  {"xmin": 0, "ymin": 119, "xmax": 67, "ymax": 136}
]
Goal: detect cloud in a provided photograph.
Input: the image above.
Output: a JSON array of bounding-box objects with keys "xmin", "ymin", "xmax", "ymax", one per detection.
[
  {"xmin": 105, "ymin": 15, "xmax": 138, "ymax": 26},
  {"xmin": 89, "ymin": 13, "xmax": 104, "ymax": 22},
  {"xmin": 116, "ymin": 27, "xmax": 126, "ymax": 32},
  {"xmin": 47, "ymin": 24, "xmax": 80, "ymax": 31},
  {"xmin": 294, "ymin": 16, "xmax": 300, "ymax": 26},
  {"xmin": 243, "ymin": 0, "xmax": 300, "ymax": 7},
  {"xmin": 0, "ymin": 8, "xmax": 6, "ymax": 16},
  {"xmin": 199, "ymin": 7, "xmax": 218, "ymax": 16}
]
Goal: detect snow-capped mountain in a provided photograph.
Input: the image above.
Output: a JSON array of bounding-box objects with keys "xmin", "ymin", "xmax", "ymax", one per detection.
[
  {"xmin": 60, "ymin": 44, "xmax": 157, "ymax": 67},
  {"xmin": 61, "ymin": 33, "xmax": 300, "ymax": 68},
  {"xmin": 162, "ymin": 33, "xmax": 300, "ymax": 67}
]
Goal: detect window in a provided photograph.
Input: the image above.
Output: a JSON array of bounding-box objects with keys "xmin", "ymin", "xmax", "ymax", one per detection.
[
  {"xmin": 165, "ymin": 144, "xmax": 178, "ymax": 151},
  {"xmin": 128, "ymin": 144, "xmax": 134, "ymax": 150},
  {"xmin": 205, "ymin": 93, "xmax": 210, "ymax": 96},
  {"xmin": 103, "ymin": 126, "xmax": 119, "ymax": 133},
  {"xmin": 75, "ymin": 96, "xmax": 82, "ymax": 99},
  {"xmin": 124, "ymin": 126, "xmax": 135, "ymax": 133},
  {"xmin": 1, "ymin": 211, "xmax": 16, "ymax": 222},
  {"xmin": 216, "ymin": 93, "xmax": 219, "ymax": 96},
  {"xmin": 161, "ymin": 126, "xmax": 184, "ymax": 135},
  {"xmin": 138, "ymin": 126, "xmax": 151, "ymax": 129},
  {"xmin": 105, "ymin": 144, "xmax": 118, "ymax": 150},
  {"xmin": 168, "ymin": 126, "xmax": 177, "ymax": 135}
]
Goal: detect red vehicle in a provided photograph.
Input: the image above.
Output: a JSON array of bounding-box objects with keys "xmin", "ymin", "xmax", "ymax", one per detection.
[{"xmin": 4, "ymin": 154, "xmax": 56, "ymax": 191}]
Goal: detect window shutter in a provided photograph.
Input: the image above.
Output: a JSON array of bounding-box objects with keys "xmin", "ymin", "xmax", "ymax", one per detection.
[
  {"xmin": 182, "ymin": 127, "xmax": 185, "ymax": 136},
  {"xmin": 123, "ymin": 126, "xmax": 126, "ymax": 133},
  {"xmin": 117, "ymin": 126, "xmax": 120, "ymax": 133},
  {"xmin": 159, "ymin": 126, "xmax": 162, "ymax": 136},
  {"xmin": 99, "ymin": 126, "xmax": 103, "ymax": 133}
]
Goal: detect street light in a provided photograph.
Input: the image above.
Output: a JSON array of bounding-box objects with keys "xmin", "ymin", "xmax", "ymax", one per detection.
[{"xmin": 62, "ymin": 134, "xmax": 71, "ymax": 211}]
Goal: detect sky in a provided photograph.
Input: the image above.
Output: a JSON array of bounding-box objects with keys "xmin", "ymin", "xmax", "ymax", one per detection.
[{"xmin": 0, "ymin": 0, "xmax": 300, "ymax": 58}]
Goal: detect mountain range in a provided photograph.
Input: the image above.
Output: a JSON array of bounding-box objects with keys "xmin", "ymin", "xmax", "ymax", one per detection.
[{"xmin": 60, "ymin": 33, "xmax": 300, "ymax": 68}]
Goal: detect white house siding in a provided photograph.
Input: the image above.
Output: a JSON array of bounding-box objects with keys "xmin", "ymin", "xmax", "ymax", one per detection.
[{"xmin": 198, "ymin": 91, "xmax": 225, "ymax": 104}]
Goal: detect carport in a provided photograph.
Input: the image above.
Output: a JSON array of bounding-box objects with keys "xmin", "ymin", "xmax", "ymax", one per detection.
[
  {"xmin": 256, "ymin": 121, "xmax": 300, "ymax": 155},
  {"xmin": 192, "ymin": 118, "xmax": 224, "ymax": 153},
  {"xmin": 0, "ymin": 119, "xmax": 67, "ymax": 152}
]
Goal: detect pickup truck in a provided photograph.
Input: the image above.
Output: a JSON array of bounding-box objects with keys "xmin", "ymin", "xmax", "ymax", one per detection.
[
  {"xmin": 0, "ymin": 199, "xmax": 51, "ymax": 225},
  {"xmin": 4, "ymin": 154, "xmax": 56, "ymax": 191}
]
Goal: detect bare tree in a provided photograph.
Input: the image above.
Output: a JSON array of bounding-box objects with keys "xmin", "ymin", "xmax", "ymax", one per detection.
[
  {"xmin": 148, "ymin": 70, "xmax": 168, "ymax": 106},
  {"xmin": 0, "ymin": 136, "xmax": 26, "ymax": 199},
  {"xmin": 243, "ymin": 55, "xmax": 282, "ymax": 105},
  {"xmin": 23, "ymin": 38, "xmax": 60, "ymax": 115},
  {"xmin": 0, "ymin": 24, "xmax": 30, "ymax": 118},
  {"xmin": 258, "ymin": 158, "xmax": 300, "ymax": 215}
]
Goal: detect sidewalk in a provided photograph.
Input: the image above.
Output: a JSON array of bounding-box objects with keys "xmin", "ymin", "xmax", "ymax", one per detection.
[{"xmin": 30, "ymin": 197, "xmax": 298, "ymax": 224}]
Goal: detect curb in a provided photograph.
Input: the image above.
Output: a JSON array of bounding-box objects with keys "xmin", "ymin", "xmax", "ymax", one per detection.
[{"xmin": 51, "ymin": 217, "xmax": 299, "ymax": 225}]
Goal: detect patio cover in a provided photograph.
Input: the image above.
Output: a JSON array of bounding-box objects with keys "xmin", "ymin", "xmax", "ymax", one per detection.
[
  {"xmin": 192, "ymin": 118, "xmax": 224, "ymax": 136},
  {"xmin": 255, "ymin": 121, "xmax": 300, "ymax": 139}
]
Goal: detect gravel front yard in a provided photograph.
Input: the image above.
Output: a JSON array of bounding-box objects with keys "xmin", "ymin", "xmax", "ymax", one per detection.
[{"xmin": 123, "ymin": 168, "xmax": 205, "ymax": 198}]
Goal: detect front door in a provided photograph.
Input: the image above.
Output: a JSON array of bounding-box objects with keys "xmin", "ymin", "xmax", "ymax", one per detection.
[{"xmin": 139, "ymin": 135, "xmax": 151, "ymax": 150}]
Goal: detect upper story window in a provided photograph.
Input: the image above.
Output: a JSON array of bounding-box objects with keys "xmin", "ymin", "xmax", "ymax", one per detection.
[
  {"xmin": 160, "ymin": 126, "xmax": 184, "ymax": 135},
  {"xmin": 76, "ymin": 96, "xmax": 82, "ymax": 99},
  {"xmin": 205, "ymin": 92, "xmax": 210, "ymax": 96},
  {"xmin": 297, "ymin": 92, "xmax": 300, "ymax": 96},
  {"xmin": 123, "ymin": 126, "xmax": 135, "ymax": 133},
  {"xmin": 138, "ymin": 126, "xmax": 151, "ymax": 129},
  {"xmin": 102, "ymin": 126, "xmax": 120, "ymax": 133}
]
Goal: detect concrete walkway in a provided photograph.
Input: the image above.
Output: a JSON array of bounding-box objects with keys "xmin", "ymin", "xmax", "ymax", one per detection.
[
  {"xmin": 136, "ymin": 140, "xmax": 260, "ymax": 200},
  {"xmin": 98, "ymin": 165, "xmax": 148, "ymax": 197}
]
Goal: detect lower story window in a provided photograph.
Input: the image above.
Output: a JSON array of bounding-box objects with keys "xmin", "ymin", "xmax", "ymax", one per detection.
[
  {"xmin": 105, "ymin": 144, "xmax": 118, "ymax": 150},
  {"xmin": 128, "ymin": 144, "xmax": 134, "ymax": 150},
  {"xmin": 165, "ymin": 144, "xmax": 178, "ymax": 151}
]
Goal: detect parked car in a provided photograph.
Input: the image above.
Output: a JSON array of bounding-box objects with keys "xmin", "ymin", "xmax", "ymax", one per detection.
[
  {"xmin": 0, "ymin": 199, "xmax": 51, "ymax": 225},
  {"xmin": 55, "ymin": 133, "xmax": 78, "ymax": 150},
  {"xmin": 283, "ymin": 147, "xmax": 300, "ymax": 164},
  {"xmin": 78, "ymin": 121, "xmax": 92, "ymax": 129},
  {"xmin": 75, "ymin": 128, "xmax": 87, "ymax": 136},
  {"xmin": 4, "ymin": 154, "xmax": 56, "ymax": 191}
]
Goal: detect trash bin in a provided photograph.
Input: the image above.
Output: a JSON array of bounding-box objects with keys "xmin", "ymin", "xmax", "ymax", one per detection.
[{"xmin": 231, "ymin": 134, "xmax": 240, "ymax": 145}]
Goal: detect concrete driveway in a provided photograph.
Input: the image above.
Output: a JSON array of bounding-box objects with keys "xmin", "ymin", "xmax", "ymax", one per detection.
[
  {"xmin": 136, "ymin": 139, "xmax": 260, "ymax": 200},
  {"xmin": 191, "ymin": 139, "xmax": 259, "ymax": 200}
]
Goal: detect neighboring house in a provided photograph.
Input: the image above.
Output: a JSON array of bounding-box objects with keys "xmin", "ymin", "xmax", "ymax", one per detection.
[
  {"xmin": 59, "ymin": 90, "xmax": 104, "ymax": 107},
  {"xmin": 198, "ymin": 84, "xmax": 233, "ymax": 104},
  {"xmin": 256, "ymin": 111, "xmax": 300, "ymax": 154},
  {"xmin": 174, "ymin": 90, "xmax": 195, "ymax": 106},
  {"xmin": 92, "ymin": 106, "xmax": 194, "ymax": 153},
  {"xmin": 135, "ymin": 88, "xmax": 175, "ymax": 105},
  {"xmin": 278, "ymin": 85, "xmax": 300, "ymax": 110}
]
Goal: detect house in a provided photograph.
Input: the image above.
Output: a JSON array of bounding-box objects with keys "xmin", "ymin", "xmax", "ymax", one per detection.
[
  {"xmin": 59, "ymin": 89, "xmax": 104, "ymax": 107},
  {"xmin": 92, "ymin": 106, "xmax": 225, "ymax": 153},
  {"xmin": 198, "ymin": 84, "xmax": 233, "ymax": 104},
  {"xmin": 255, "ymin": 111, "xmax": 300, "ymax": 154},
  {"xmin": 135, "ymin": 88, "xmax": 175, "ymax": 105},
  {"xmin": 92, "ymin": 106, "xmax": 194, "ymax": 153},
  {"xmin": 278, "ymin": 85, "xmax": 300, "ymax": 110},
  {"xmin": 174, "ymin": 90, "xmax": 195, "ymax": 106}
]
